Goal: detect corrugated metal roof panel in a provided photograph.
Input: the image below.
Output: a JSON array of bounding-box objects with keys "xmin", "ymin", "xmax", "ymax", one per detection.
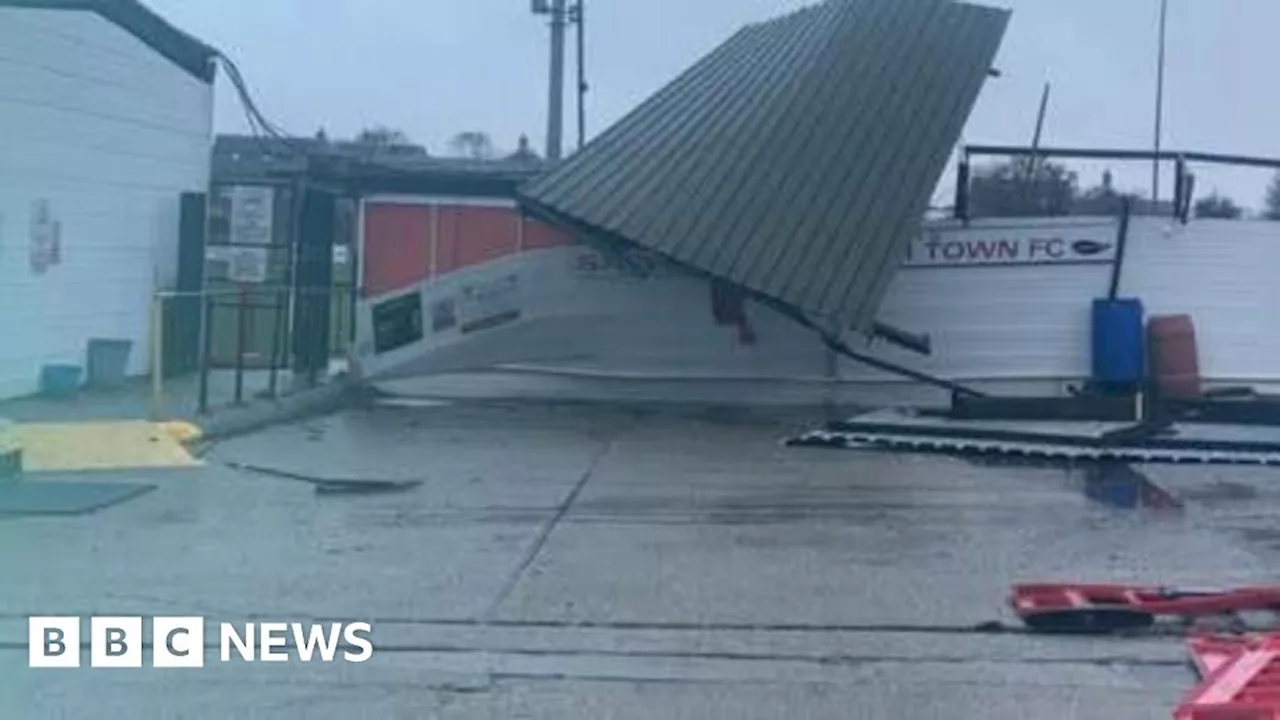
[{"xmin": 519, "ymin": 0, "xmax": 1010, "ymax": 330}]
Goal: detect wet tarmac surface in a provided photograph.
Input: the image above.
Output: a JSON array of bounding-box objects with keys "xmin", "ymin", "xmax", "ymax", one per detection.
[{"xmin": 4, "ymin": 399, "xmax": 1280, "ymax": 717}]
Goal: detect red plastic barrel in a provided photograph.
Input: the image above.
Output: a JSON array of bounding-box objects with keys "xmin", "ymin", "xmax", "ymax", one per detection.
[{"xmin": 1148, "ymin": 314, "xmax": 1201, "ymax": 399}]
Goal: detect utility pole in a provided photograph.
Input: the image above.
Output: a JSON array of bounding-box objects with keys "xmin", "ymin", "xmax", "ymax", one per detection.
[
  {"xmin": 1152, "ymin": 0, "xmax": 1168, "ymax": 203},
  {"xmin": 572, "ymin": 1, "xmax": 587, "ymax": 150},
  {"xmin": 546, "ymin": 0, "xmax": 568, "ymax": 161},
  {"xmin": 533, "ymin": 0, "xmax": 585, "ymax": 159}
]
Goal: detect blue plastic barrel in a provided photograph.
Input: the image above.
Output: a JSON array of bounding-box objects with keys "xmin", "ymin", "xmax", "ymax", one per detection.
[
  {"xmin": 1092, "ymin": 299, "xmax": 1145, "ymax": 389},
  {"xmin": 40, "ymin": 364, "xmax": 82, "ymax": 398}
]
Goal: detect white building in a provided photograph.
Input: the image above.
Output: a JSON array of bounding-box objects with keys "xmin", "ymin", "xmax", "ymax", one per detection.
[{"xmin": 0, "ymin": 0, "xmax": 214, "ymax": 399}]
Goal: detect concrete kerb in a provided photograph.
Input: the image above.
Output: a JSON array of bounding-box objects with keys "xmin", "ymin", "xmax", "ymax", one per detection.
[
  {"xmin": 191, "ymin": 379, "xmax": 360, "ymax": 445},
  {"xmin": 366, "ymin": 383, "xmax": 864, "ymax": 430}
]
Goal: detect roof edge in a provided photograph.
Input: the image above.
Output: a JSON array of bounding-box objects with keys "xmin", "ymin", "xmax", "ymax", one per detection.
[{"xmin": 1, "ymin": 0, "xmax": 217, "ymax": 83}]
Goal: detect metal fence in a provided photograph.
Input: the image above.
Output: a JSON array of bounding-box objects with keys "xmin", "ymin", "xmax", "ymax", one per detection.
[{"xmin": 149, "ymin": 285, "xmax": 355, "ymax": 418}]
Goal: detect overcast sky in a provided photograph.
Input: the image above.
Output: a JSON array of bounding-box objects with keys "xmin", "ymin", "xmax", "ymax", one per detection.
[{"xmin": 150, "ymin": 0, "xmax": 1280, "ymax": 211}]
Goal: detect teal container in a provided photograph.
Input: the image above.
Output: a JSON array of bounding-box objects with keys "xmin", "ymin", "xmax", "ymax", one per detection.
[
  {"xmin": 40, "ymin": 364, "xmax": 82, "ymax": 398},
  {"xmin": 86, "ymin": 338, "xmax": 133, "ymax": 389}
]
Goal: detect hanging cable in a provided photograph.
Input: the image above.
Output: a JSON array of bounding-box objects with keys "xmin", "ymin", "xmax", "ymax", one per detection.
[{"xmin": 213, "ymin": 51, "xmax": 310, "ymax": 157}]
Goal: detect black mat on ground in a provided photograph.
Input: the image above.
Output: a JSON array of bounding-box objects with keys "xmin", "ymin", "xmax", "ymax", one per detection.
[
  {"xmin": 950, "ymin": 394, "xmax": 1138, "ymax": 422},
  {"xmin": 0, "ymin": 481, "xmax": 157, "ymax": 517},
  {"xmin": 789, "ymin": 410, "xmax": 1280, "ymax": 466},
  {"xmin": 825, "ymin": 413, "xmax": 1280, "ymax": 455}
]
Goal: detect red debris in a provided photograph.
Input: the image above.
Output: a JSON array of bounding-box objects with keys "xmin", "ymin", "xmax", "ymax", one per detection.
[
  {"xmin": 1011, "ymin": 583, "xmax": 1280, "ymax": 630},
  {"xmin": 1177, "ymin": 633, "xmax": 1280, "ymax": 720}
]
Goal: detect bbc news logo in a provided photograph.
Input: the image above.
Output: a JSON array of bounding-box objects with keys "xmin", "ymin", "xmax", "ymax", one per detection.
[{"xmin": 28, "ymin": 617, "xmax": 373, "ymax": 668}]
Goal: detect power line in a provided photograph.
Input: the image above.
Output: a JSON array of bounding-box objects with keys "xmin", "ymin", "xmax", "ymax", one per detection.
[{"xmin": 213, "ymin": 51, "xmax": 309, "ymax": 156}]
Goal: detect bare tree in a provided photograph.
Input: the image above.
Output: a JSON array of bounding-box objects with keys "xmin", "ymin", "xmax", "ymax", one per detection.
[
  {"xmin": 1194, "ymin": 192, "xmax": 1243, "ymax": 220},
  {"xmin": 970, "ymin": 159, "xmax": 1078, "ymax": 218},
  {"xmin": 355, "ymin": 126, "xmax": 410, "ymax": 147},
  {"xmin": 1264, "ymin": 172, "xmax": 1280, "ymax": 220},
  {"xmin": 449, "ymin": 131, "xmax": 495, "ymax": 160},
  {"xmin": 1074, "ymin": 170, "xmax": 1140, "ymax": 216}
]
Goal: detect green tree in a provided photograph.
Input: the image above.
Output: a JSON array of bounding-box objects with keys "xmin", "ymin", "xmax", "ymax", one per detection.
[{"xmin": 1194, "ymin": 192, "xmax": 1243, "ymax": 220}]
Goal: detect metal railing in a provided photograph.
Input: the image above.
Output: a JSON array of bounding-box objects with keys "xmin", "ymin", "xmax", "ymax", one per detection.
[
  {"xmin": 149, "ymin": 285, "xmax": 354, "ymax": 418},
  {"xmin": 954, "ymin": 144, "xmax": 1280, "ymax": 222}
]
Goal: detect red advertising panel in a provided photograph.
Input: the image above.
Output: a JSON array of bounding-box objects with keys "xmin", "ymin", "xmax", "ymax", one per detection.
[
  {"xmin": 362, "ymin": 203, "xmax": 430, "ymax": 297},
  {"xmin": 523, "ymin": 218, "xmax": 575, "ymax": 249},
  {"xmin": 437, "ymin": 206, "xmax": 519, "ymax": 275},
  {"xmin": 363, "ymin": 203, "xmax": 572, "ymax": 296}
]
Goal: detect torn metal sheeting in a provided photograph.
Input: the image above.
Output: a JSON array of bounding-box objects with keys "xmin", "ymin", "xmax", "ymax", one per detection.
[
  {"xmin": 313, "ymin": 480, "xmax": 423, "ymax": 496},
  {"xmin": 789, "ymin": 431, "xmax": 1280, "ymax": 466},
  {"xmin": 520, "ymin": 0, "xmax": 1011, "ymax": 330},
  {"xmin": 788, "ymin": 410, "xmax": 1280, "ymax": 466}
]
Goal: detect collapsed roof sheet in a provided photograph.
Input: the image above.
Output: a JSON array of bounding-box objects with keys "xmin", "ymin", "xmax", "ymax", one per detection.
[{"xmin": 519, "ymin": 0, "xmax": 1010, "ymax": 330}]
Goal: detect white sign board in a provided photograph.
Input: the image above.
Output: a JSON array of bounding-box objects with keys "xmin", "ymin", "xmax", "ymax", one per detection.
[
  {"xmin": 905, "ymin": 220, "xmax": 1119, "ymax": 268},
  {"xmin": 227, "ymin": 186, "xmax": 275, "ymax": 246},
  {"xmin": 457, "ymin": 274, "xmax": 521, "ymax": 334},
  {"xmin": 227, "ymin": 247, "xmax": 269, "ymax": 284}
]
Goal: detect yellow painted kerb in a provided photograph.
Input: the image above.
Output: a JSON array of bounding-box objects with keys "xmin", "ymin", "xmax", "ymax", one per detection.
[{"xmin": 15, "ymin": 421, "xmax": 201, "ymax": 472}]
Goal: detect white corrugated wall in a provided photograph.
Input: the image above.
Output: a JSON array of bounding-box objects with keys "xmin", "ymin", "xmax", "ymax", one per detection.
[
  {"xmin": 0, "ymin": 8, "xmax": 213, "ymax": 399},
  {"xmin": 852, "ymin": 216, "xmax": 1280, "ymax": 391}
]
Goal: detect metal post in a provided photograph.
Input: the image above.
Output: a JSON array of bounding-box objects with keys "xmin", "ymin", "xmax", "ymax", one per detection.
[
  {"xmin": 1031, "ymin": 83, "xmax": 1051, "ymax": 150},
  {"xmin": 1107, "ymin": 199, "xmax": 1133, "ymax": 301},
  {"xmin": 822, "ymin": 346, "xmax": 839, "ymax": 423},
  {"xmin": 954, "ymin": 160, "xmax": 971, "ymax": 221},
  {"xmin": 269, "ymin": 286, "xmax": 283, "ymax": 398},
  {"xmin": 1028, "ymin": 82, "xmax": 1050, "ymax": 178},
  {"xmin": 575, "ymin": 0, "xmax": 587, "ymax": 150},
  {"xmin": 1152, "ymin": 0, "xmax": 1168, "ymax": 203},
  {"xmin": 198, "ymin": 294, "xmax": 212, "ymax": 415},
  {"xmin": 150, "ymin": 292, "xmax": 165, "ymax": 420},
  {"xmin": 546, "ymin": 0, "xmax": 567, "ymax": 161},
  {"xmin": 234, "ymin": 288, "xmax": 247, "ymax": 405}
]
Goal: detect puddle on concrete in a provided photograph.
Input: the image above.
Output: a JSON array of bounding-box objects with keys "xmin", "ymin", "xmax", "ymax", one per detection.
[
  {"xmin": 957, "ymin": 455, "xmax": 1185, "ymax": 511},
  {"xmin": 1082, "ymin": 462, "xmax": 1184, "ymax": 512},
  {"xmin": 1176, "ymin": 481, "xmax": 1260, "ymax": 503}
]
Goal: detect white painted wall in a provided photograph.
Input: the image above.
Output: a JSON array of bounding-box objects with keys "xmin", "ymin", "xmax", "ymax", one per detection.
[{"xmin": 0, "ymin": 8, "xmax": 212, "ymax": 399}]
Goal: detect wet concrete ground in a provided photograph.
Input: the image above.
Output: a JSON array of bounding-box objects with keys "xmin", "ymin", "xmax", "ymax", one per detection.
[{"xmin": 4, "ymin": 399, "xmax": 1280, "ymax": 718}]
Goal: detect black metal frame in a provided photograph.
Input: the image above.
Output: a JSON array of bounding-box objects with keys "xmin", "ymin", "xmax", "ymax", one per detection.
[
  {"xmin": 954, "ymin": 144, "xmax": 1280, "ymax": 222},
  {"xmin": 966, "ymin": 144, "xmax": 1280, "ymax": 170},
  {"xmin": 824, "ymin": 414, "xmax": 1280, "ymax": 455}
]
